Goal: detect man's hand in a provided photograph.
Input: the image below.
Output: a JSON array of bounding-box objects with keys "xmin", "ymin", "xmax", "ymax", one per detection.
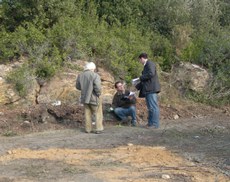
[
  {"xmin": 128, "ymin": 92, "xmax": 135, "ymax": 100},
  {"xmin": 128, "ymin": 95, "xmax": 135, "ymax": 100}
]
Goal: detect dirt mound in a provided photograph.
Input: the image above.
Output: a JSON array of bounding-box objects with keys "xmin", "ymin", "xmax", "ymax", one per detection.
[
  {"xmin": 0, "ymin": 98, "xmax": 229, "ymax": 136},
  {"xmin": 0, "ymin": 104, "xmax": 84, "ymax": 136}
]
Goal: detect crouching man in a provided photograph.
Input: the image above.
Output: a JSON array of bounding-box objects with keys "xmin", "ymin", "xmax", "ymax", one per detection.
[{"xmin": 111, "ymin": 81, "xmax": 137, "ymax": 126}]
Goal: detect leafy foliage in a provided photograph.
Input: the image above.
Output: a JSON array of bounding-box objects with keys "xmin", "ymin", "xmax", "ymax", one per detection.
[
  {"xmin": 6, "ymin": 64, "xmax": 34, "ymax": 97},
  {"xmin": 219, "ymin": 0, "xmax": 230, "ymax": 26},
  {"xmin": 0, "ymin": 0, "xmax": 229, "ymax": 104},
  {"xmin": 0, "ymin": 29, "xmax": 15, "ymax": 61}
]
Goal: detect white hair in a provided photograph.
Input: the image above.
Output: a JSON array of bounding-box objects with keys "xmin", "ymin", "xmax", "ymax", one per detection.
[{"xmin": 84, "ymin": 62, "xmax": 96, "ymax": 71}]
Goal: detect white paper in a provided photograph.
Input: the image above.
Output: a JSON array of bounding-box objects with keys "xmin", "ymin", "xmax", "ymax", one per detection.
[
  {"xmin": 132, "ymin": 78, "xmax": 140, "ymax": 85},
  {"xmin": 129, "ymin": 92, "xmax": 135, "ymax": 96}
]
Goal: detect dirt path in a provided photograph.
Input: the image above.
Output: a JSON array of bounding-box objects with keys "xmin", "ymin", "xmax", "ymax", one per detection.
[{"xmin": 0, "ymin": 115, "xmax": 229, "ymax": 182}]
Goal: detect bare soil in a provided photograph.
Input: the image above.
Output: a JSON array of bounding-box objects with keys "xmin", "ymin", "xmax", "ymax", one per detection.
[{"xmin": 0, "ymin": 99, "xmax": 229, "ymax": 182}]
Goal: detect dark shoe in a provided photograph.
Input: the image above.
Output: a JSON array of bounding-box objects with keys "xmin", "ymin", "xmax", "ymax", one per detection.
[
  {"xmin": 131, "ymin": 120, "xmax": 137, "ymax": 127},
  {"xmin": 94, "ymin": 130, "xmax": 103, "ymax": 134},
  {"xmin": 85, "ymin": 130, "xmax": 92, "ymax": 133},
  {"xmin": 145, "ymin": 124, "xmax": 158, "ymax": 129}
]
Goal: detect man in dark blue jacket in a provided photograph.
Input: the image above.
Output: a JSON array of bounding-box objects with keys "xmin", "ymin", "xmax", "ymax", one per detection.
[{"xmin": 136, "ymin": 53, "xmax": 161, "ymax": 128}]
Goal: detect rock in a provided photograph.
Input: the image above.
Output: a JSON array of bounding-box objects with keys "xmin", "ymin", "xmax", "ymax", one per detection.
[
  {"xmin": 41, "ymin": 112, "xmax": 50, "ymax": 123},
  {"xmin": 21, "ymin": 120, "xmax": 31, "ymax": 128},
  {"xmin": 0, "ymin": 64, "xmax": 13, "ymax": 77},
  {"xmin": 0, "ymin": 78, "xmax": 21, "ymax": 105},
  {"xmin": 0, "ymin": 62, "xmax": 39, "ymax": 105},
  {"xmin": 37, "ymin": 61, "xmax": 115, "ymax": 105},
  {"xmin": 0, "ymin": 60, "xmax": 115, "ymax": 106},
  {"xmin": 37, "ymin": 71, "xmax": 80, "ymax": 104},
  {"xmin": 162, "ymin": 174, "xmax": 170, "ymax": 179},
  {"xmin": 98, "ymin": 67, "xmax": 115, "ymax": 103},
  {"xmin": 173, "ymin": 114, "xmax": 179, "ymax": 120},
  {"xmin": 24, "ymin": 120, "xmax": 30, "ymax": 124},
  {"xmin": 24, "ymin": 77, "xmax": 40, "ymax": 105},
  {"xmin": 193, "ymin": 135, "xmax": 200, "ymax": 139},
  {"xmin": 171, "ymin": 62, "xmax": 210, "ymax": 92},
  {"xmin": 51, "ymin": 100, "xmax": 62, "ymax": 106}
]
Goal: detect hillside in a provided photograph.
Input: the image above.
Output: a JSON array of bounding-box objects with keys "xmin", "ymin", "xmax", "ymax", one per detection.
[{"xmin": 0, "ymin": 60, "xmax": 229, "ymax": 181}]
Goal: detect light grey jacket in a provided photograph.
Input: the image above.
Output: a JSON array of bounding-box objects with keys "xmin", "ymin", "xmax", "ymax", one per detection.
[{"xmin": 76, "ymin": 70, "xmax": 101, "ymax": 105}]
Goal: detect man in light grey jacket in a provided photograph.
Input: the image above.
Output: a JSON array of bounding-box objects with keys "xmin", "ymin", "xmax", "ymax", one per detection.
[{"xmin": 76, "ymin": 62, "xmax": 103, "ymax": 134}]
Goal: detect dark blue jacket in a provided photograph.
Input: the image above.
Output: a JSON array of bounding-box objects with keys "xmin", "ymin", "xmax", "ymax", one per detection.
[{"xmin": 136, "ymin": 60, "xmax": 161, "ymax": 98}]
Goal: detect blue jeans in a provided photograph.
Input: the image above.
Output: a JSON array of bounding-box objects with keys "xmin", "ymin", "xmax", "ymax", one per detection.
[
  {"xmin": 145, "ymin": 93, "xmax": 160, "ymax": 128},
  {"xmin": 114, "ymin": 106, "xmax": 136, "ymax": 123}
]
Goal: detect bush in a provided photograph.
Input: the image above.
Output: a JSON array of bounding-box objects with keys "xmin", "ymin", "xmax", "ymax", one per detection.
[
  {"xmin": 0, "ymin": 30, "xmax": 16, "ymax": 61},
  {"xmin": 0, "ymin": 23, "xmax": 47, "ymax": 61},
  {"xmin": 13, "ymin": 23, "xmax": 47, "ymax": 58},
  {"xmin": 6, "ymin": 64, "xmax": 34, "ymax": 97},
  {"xmin": 150, "ymin": 33, "xmax": 176, "ymax": 71},
  {"xmin": 181, "ymin": 29, "xmax": 230, "ymax": 105},
  {"xmin": 48, "ymin": 17, "xmax": 87, "ymax": 60},
  {"xmin": 32, "ymin": 46, "xmax": 62, "ymax": 80},
  {"xmin": 91, "ymin": 24, "xmax": 152, "ymax": 83}
]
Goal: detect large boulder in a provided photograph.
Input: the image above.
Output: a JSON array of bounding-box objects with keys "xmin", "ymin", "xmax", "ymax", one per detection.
[
  {"xmin": 0, "ymin": 78, "xmax": 20, "ymax": 104},
  {"xmin": 0, "ymin": 63, "xmax": 40, "ymax": 105},
  {"xmin": 0, "ymin": 60, "xmax": 115, "ymax": 106},
  {"xmin": 98, "ymin": 67, "xmax": 115, "ymax": 104},
  {"xmin": 0, "ymin": 64, "xmax": 17, "ymax": 104},
  {"xmin": 37, "ymin": 61, "xmax": 115, "ymax": 105},
  {"xmin": 37, "ymin": 71, "xmax": 81, "ymax": 104},
  {"xmin": 171, "ymin": 62, "xmax": 210, "ymax": 92}
]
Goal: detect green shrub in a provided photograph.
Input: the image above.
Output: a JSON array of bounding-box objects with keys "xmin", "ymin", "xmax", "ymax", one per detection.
[
  {"xmin": 0, "ymin": 30, "xmax": 16, "ymax": 61},
  {"xmin": 150, "ymin": 34, "xmax": 175, "ymax": 71},
  {"xmin": 48, "ymin": 17, "xmax": 87, "ymax": 60},
  {"xmin": 33, "ymin": 46, "xmax": 62, "ymax": 80},
  {"xmin": 93, "ymin": 24, "xmax": 152, "ymax": 82},
  {"xmin": 6, "ymin": 64, "xmax": 34, "ymax": 97},
  {"xmin": 181, "ymin": 29, "xmax": 230, "ymax": 105},
  {"xmin": 13, "ymin": 23, "xmax": 47, "ymax": 58},
  {"xmin": 35, "ymin": 59, "xmax": 56, "ymax": 79},
  {"xmin": 0, "ymin": 23, "xmax": 47, "ymax": 61}
]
